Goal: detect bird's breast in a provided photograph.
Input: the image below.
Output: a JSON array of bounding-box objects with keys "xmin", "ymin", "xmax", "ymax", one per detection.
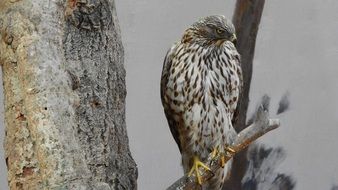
[{"xmin": 164, "ymin": 44, "xmax": 241, "ymax": 156}]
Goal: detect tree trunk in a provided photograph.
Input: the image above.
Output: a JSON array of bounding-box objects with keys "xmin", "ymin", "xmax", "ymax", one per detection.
[{"xmin": 0, "ymin": 0, "xmax": 137, "ymax": 189}]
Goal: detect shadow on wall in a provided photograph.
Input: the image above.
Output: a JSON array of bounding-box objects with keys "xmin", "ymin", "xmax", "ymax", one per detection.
[{"xmin": 242, "ymin": 144, "xmax": 295, "ymax": 190}]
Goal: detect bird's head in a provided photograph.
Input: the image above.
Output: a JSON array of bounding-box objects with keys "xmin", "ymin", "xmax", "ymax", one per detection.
[{"xmin": 183, "ymin": 15, "xmax": 237, "ymax": 47}]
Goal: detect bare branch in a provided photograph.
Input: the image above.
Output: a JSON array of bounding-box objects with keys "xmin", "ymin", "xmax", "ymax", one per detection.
[{"xmin": 166, "ymin": 105, "xmax": 279, "ymax": 190}]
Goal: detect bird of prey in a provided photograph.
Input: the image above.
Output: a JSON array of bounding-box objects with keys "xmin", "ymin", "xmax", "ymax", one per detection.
[{"xmin": 160, "ymin": 15, "xmax": 242, "ymax": 189}]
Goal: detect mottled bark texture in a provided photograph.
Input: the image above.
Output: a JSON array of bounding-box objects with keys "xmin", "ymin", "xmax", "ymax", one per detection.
[{"xmin": 0, "ymin": 0, "xmax": 137, "ymax": 189}]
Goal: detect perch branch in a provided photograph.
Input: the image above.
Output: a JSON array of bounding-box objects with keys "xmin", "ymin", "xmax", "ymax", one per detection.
[{"xmin": 166, "ymin": 105, "xmax": 279, "ymax": 190}]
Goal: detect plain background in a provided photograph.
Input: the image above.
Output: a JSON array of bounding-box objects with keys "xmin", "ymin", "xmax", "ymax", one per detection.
[{"xmin": 1, "ymin": 0, "xmax": 338, "ymax": 189}]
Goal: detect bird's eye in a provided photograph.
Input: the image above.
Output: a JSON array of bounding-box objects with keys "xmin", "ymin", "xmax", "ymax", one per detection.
[{"xmin": 216, "ymin": 29, "xmax": 225, "ymax": 34}]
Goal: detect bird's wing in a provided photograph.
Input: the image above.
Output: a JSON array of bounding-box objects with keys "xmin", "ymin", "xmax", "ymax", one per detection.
[
  {"xmin": 232, "ymin": 52, "xmax": 243, "ymax": 127},
  {"xmin": 160, "ymin": 44, "xmax": 183, "ymax": 153}
]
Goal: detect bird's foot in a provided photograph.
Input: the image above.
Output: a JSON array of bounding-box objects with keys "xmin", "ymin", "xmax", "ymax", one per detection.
[
  {"xmin": 211, "ymin": 147, "xmax": 219, "ymax": 158},
  {"xmin": 188, "ymin": 156, "xmax": 211, "ymax": 185},
  {"xmin": 224, "ymin": 145, "xmax": 236, "ymax": 155},
  {"xmin": 220, "ymin": 155, "xmax": 226, "ymax": 167},
  {"xmin": 211, "ymin": 147, "xmax": 227, "ymax": 167}
]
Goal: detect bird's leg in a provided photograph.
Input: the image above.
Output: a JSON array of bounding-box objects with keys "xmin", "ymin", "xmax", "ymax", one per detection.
[
  {"xmin": 211, "ymin": 146, "xmax": 227, "ymax": 167},
  {"xmin": 223, "ymin": 145, "xmax": 236, "ymax": 167},
  {"xmin": 188, "ymin": 156, "xmax": 211, "ymax": 185},
  {"xmin": 211, "ymin": 146, "xmax": 220, "ymax": 158},
  {"xmin": 220, "ymin": 155, "xmax": 226, "ymax": 167}
]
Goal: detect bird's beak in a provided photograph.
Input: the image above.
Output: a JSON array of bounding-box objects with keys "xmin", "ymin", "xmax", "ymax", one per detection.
[{"xmin": 230, "ymin": 34, "xmax": 237, "ymax": 46}]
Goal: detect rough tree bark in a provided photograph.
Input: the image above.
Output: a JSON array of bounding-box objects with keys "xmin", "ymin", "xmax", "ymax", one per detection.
[{"xmin": 0, "ymin": 0, "xmax": 137, "ymax": 189}]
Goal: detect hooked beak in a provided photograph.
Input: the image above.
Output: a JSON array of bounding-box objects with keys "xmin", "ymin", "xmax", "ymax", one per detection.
[{"xmin": 230, "ymin": 34, "xmax": 237, "ymax": 46}]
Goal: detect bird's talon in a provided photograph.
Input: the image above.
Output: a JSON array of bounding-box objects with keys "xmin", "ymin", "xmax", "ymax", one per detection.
[
  {"xmin": 211, "ymin": 147, "xmax": 218, "ymax": 158},
  {"xmin": 220, "ymin": 155, "xmax": 225, "ymax": 168},
  {"xmin": 225, "ymin": 146, "xmax": 236, "ymax": 154},
  {"xmin": 188, "ymin": 156, "xmax": 211, "ymax": 185}
]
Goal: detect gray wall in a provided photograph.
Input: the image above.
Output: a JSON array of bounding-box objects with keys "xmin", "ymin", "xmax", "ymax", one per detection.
[{"xmin": 1, "ymin": 0, "xmax": 338, "ymax": 189}]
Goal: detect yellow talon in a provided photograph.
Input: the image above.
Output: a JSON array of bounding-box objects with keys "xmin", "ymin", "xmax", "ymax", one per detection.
[
  {"xmin": 211, "ymin": 147, "xmax": 226, "ymax": 168},
  {"xmin": 188, "ymin": 156, "xmax": 211, "ymax": 184},
  {"xmin": 211, "ymin": 147, "xmax": 219, "ymax": 158},
  {"xmin": 220, "ymin": 155, "xmax": 225, "ymax": 167},
  {"xmin": 225, "ymin": 146, "xmax": 236, "ymax": 154}
]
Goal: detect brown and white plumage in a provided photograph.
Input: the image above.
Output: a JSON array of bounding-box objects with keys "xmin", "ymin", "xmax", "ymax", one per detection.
[{"xmin": 161, "ymin": 15, "xmax": 242, "ymax": 190}]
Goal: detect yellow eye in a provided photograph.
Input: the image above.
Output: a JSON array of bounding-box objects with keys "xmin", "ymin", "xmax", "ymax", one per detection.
[{"xmin": 216, "ymin": 29, "xmax": 224, "ymax": 34}]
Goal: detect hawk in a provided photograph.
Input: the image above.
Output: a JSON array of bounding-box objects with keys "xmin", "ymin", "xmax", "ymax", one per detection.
[{"xmin": 160, "ymin": 15, "xmax": 242, "ymax": 189}]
